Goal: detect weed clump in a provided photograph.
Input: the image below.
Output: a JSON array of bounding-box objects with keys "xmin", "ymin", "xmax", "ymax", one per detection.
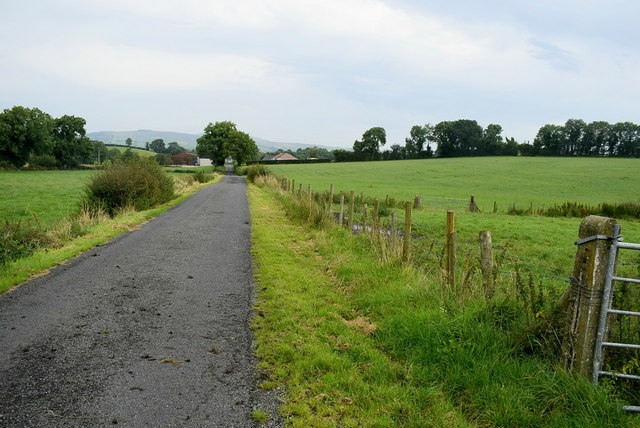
[
  {"xmin": 0, "ymin": 221, "xmax": 50, "ymax": 265},
  {"xmin": 83, "ymin": 158, "xmax": 174, "ymax": 216}
]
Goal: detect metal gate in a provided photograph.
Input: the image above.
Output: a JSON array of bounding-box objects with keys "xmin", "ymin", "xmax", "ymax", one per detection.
[{"xmin": 593, "ymin": 224, "xmax": 640, "ymax": 412}]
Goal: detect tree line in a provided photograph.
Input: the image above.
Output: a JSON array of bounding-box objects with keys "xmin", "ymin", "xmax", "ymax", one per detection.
[
  {"xmin": 332, "ymin": 118, "xmax": 640, "ymax": 161},
  {"xmin": 0, "ymin": 107, "xmax": 260, "ymax": 169}
]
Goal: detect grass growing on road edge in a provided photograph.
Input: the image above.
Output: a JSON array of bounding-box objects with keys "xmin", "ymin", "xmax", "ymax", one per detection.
[
  {"xmin": 0, "ymin": 175, "xmax": 222, "ymax": 294},
  {"xmin": 249, "ymin": 185, "xmax": 466, "ymax": 426},
  {"xmin": 249, "ymin": 184, "xmax": 633, "ymax": 426}
]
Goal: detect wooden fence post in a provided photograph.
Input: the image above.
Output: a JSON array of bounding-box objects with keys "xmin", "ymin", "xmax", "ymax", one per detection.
[
  {"xmin": 403, "ymin": 202, "xmax": 412, "ymax": 263},
  {"xmin": 348, "ymin": 191, "xmax": 355, "ymax": 233},
  {"xmin": 372, "ymin": 199, "xmax": 380, "ymax": 239},
  {"xmin": 291, "ymin": 179, "xmax": 295, "ymax": 194},
  {"xmin": 479, "ymin": 230, "xmax": 494, "ymax": 299},
  {"xmin": 414, "ymin": 195, "xmax": 421, "ymax": 209},
  {"xmin": 338, "ymin": 195, "xmax": 345, "ymax": 226},
  {"xmin": 446, "ymin": 211, "xmax": 456, "ymax": 287},
  {"xmin": 298, "ymin": 183, "xmax": 302, "ymax": 197},
  {"xmin": 469, "ymin": 196, "xmax": 480, "ymax": 212},
  {"xmin": 362, "ymin": 203, "xmax": 368, "ymax": 232},
  {"xmin": 561, "ymin": 215, "xmax": 618, "ymax": 378},
  {"xmin": 391, "ymin": 212, "xmax": 398, "ymax": 255},
  {"xmin": 329, "ymin": 184, "xmax": 334, "ymax": 213}
]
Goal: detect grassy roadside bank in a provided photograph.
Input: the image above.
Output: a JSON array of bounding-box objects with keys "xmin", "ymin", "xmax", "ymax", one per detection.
[
  {"xmin": 0, "ymin": 175, "xmax": 222, "ymax": 294},
  {"xmin": 249, "ymin": 183, "xmax": 633, "ymax": 426}
]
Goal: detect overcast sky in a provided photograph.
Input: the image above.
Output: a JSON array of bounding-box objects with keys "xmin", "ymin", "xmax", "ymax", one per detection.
[{"xmin": 1, "ymin": 0, "xmax": 638, "ymax": 148}]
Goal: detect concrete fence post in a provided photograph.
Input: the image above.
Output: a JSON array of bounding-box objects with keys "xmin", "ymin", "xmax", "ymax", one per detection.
[
  {"xmin": 561, "ymin": 215, "xmax": 618, "ymax": 377},
  {"xmin": 479, "ymin": 230, "xmax": 494, "ymax": 299},
  {"xmin": 446, "ymin": 211, "xmax": 456, "ymax": 287}
]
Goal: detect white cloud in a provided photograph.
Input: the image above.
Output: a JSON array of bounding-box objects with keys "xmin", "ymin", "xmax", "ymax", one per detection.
[{"xmin": 11, "ymin": 41, "xmax": 299, "ymax": 93}]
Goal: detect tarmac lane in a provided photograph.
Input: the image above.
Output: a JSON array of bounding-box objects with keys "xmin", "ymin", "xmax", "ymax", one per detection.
[{"xmin": 0, "ymin": 175, "xmax": 278, "ymax": 427}]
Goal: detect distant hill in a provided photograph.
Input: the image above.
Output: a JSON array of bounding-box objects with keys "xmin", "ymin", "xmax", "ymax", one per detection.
[
  {"xmin": 87, "ymin": 130, "xmax": 341, "ymax": 153},
  {"xmin": 87, "ymin": 130, "xmax": 200, "ymax": 150}
]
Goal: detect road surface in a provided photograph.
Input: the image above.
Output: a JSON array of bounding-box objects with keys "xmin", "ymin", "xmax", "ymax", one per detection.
[{"xmin": 0, "ymin": 175, "xmax": 279, "ymax": 427}]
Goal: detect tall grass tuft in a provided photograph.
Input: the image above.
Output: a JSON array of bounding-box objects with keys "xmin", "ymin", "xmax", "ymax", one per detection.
[{"xmin": 83, "ymin": 158, "xmax": 174, "ymax": 216}]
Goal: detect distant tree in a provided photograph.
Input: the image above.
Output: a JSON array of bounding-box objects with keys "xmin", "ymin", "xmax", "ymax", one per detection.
[
  {"xmin": 433, "ymin": 120, "xmax": 483, "ymax": 157},
  {"xmin": 145, "ymin": 141, "xmax": 150, "ymax": 151},
  {"xmin": 382, "ymin": 144, "xmax": 406, "ymax": 160},
  {"xmin": 149, "ymin": 139, "xmax": 166, "ymax": 153},
  {"xmin": 154, "ymin": 153, "xmax": 171, "ymax": 165},
  {"xmin": 167, "ymin": 141, "xmax": 187, "ymax": 155},
  {"xmin": 333, "ymin": 149, "xmax": 357, "ymax": 162},
  {"xmin": 225, "ymin": 130, "xmax": 259, "ymax": 165},
  {"xmin": 480, "ymin": 124, "xmax": 504, "ymax": 155},
  {"xmin": 125, "ymin": 137, "xmax": 132, "ymax": 147},
  {"xmin": 353, "ymin": 127, "xmax": 386, "ymax": 161},
  {"xmin": 51, "ymin": 115, "xmax": 92, "ymax": 168},
  {"xmin": 533, "ymin": 124, "xmax": 563, "ymax": 156},
  {"xmin": 405, "ymin": 124, "xmax": 432, "ymax": 159},
  {"xmin": 0, "ymin": 106, "xmax": 54, "ymax": 167},
  {"xmin": 196, "ymin": 121, "xmax": 258, "ymax": 165}
]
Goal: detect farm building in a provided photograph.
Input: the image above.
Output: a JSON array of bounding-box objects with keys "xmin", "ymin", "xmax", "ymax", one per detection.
[
  {"xmin": 261, "ymin": 153, "xmax": 298, "ymax": 161},
  {"xmin": 171, "ymin": 152, "xmax": 198, "ymax": 166}
]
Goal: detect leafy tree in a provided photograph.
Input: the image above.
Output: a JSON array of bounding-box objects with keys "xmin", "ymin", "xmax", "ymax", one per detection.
[
  {"xmin": 125, "ymin": 137, "xmax": 132, "ymax": 147},
  {"xmin": 225, "ymin": 130, "xmax": 259, "ymax": 165},
  {"xmin": 353, "ymin": 127, "xmax": 386, "ymax": 161},
  {"xmin": 405, "ymin": 124, "xmax": 432, "ymax": 159},
  {"xmin": 145, "ymin": 141, "xmax": 150, "ymax": 151},
  {"xmin": 480, "ymin": 124, "xmax": 504, "ymax": 155},
  {"xmin": 149, "ymin": 139, "xmax": 166, "ymax": 153},
  {"xmin": 167, "ymin": 141, "xmax": 187, "ymax": 155},
  {"xmin": 332, "ymin": 149, "xmax": 357, "ymax": 162},
  {"xmin": 382, "ymin": 144, "xmax": 406, "ymax": 160},
  {"xmin": 533, "ymin": 124, "xmax": 563, "ymax": 156},
  {"xmin": 196, "ymin": 121, "xmax": 258, "ymax": 165},
  {"xmin": 0, "ymin": 106, "xmax": 54, "ymax": 167},
  {"xmin": 433, "ymin": 120, "xmax": 483, "ymax": 157},
  {"xmin": 51, "ymin": 115, "xmax": 92, "ymax": 168},
  {"xmin": 154, "ymin": 153, "xmax": 171, "ymax": 165}
]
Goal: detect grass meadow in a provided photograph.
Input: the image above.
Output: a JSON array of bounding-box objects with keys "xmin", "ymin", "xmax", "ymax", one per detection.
[
  {"xmin": 268, "ymin": 157, "xmax": 640, "ymax": 272},
  {"xmin": 268, "ymin": 157, "xmax": 640, "ymax": 209},
  {"xmin": 0, "ymin": 170, "xmax": 93, "ymax": 225}
]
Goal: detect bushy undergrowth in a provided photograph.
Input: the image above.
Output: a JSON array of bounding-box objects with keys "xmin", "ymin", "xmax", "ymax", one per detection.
[
  {"xmin": 241, "ymin": 164, "xmax": 269, "ymax": 183},
  {"xmin": 0, "ymin": 221, "xmax": 51, "ymax": 265},
  {"xmin": 193, "ymin": 170, "xmax": 213, "ymax": 183},
  {"xmin": 83, "ymin": 159, "xmax": 174, "ymax": 216}
]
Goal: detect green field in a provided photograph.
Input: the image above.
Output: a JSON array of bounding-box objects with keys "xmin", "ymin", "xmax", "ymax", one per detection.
[
  {"xmin": 0, "ymin": 170, "xmax": 93, "ymax": 225},
  {"xmin": 268, "ymin": 157, "xmax": 640, "ymax": 272},
  {"xmin": 268, "ymin": 157, "xmax": 640, "ymax": 210},
  {"xmin": 105, "ymin": 146, "xmax": 156, "ymax": 158}
]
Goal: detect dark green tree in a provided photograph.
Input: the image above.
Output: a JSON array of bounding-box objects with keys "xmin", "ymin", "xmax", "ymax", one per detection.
[
  {"xmin": 405, "ymin": 124, "xmax": 432, "ymax": 158},
  {"xmin": 167, "ymin": 141, "xmax": 187, "ymax": 155},
  {"xmin": 149, "ymin": 139, "xmax": 166, "ymax": 153},
  {"xmin": 125, "ymin": 137, "xmax": 132, "ymax": 147},
  {"xmin": 0, "ymin": 106, "xmax": 54, "ymax": 167},
  {"xmin": 353, "ymin": 127, "xmax": 386, "ymax": 161},
  {"xmin": 51, "ymin": 115, "xmax": 92, "ymax": 168},
  {"xmin": 433, "ymin": 120, "xmax": 483, "ymax": 157},
  {"xmin": 196, "ymin": 121, "xmax": 258, "ymax": 165}
]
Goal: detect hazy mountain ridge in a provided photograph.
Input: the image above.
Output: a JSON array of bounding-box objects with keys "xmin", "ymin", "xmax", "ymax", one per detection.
[{"xmin": 87, "ymin": 130, "xmax": 340, "ymax": 153}]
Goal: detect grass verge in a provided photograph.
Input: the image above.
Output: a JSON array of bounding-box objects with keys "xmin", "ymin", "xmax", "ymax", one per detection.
[
  {"xmin": 0, "ymin": 175, "xmax": 222, "ymax": 294},
  {"xmin": 249, "ymin": 183, "xmax": 633, "ymax": 426}
]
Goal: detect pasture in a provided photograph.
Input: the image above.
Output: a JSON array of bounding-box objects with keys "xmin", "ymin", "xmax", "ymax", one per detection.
[
  {"xmin": 268, "ymin": 157, "xmax": 640, "ymax": 210},
  {"xmin": 268, "ymin": 157, "xmax": 640, "ymax": 266},
  {"xmin": 0, "ymin": 170, "xmax": 93, "ymax": 225}
]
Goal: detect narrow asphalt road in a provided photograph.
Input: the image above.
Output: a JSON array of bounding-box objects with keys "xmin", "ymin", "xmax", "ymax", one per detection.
[{"xmin": 0, "ymin": 175, "xmax": 277, "ymax": 427}]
